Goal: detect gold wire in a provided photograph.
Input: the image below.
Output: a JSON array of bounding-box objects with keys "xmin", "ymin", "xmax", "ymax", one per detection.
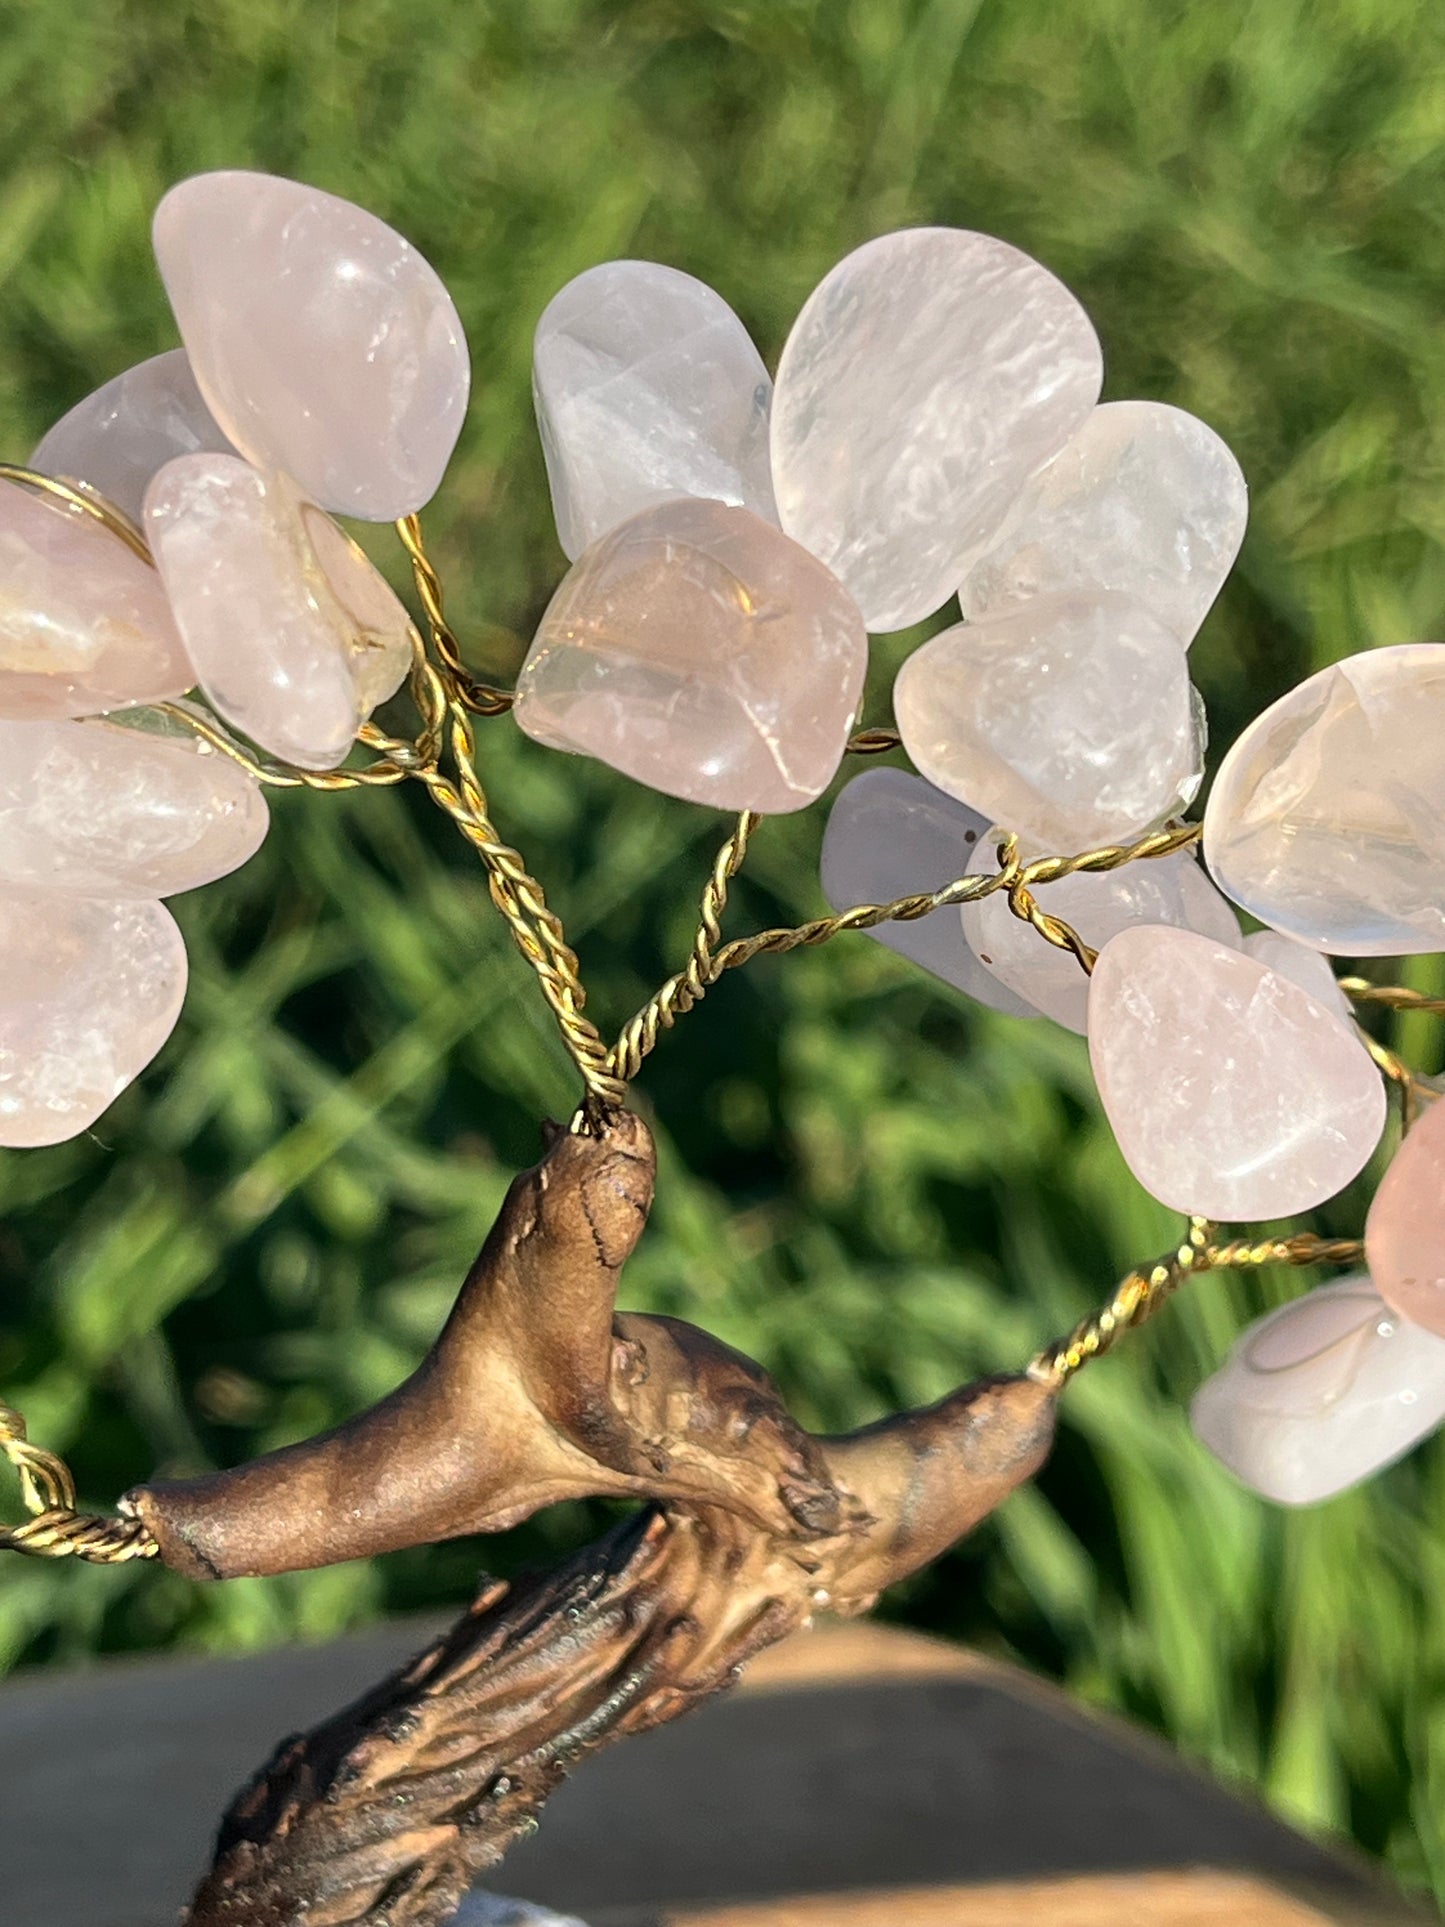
[
  {"xmin": 0, "ymin": 464, "xmax": 152, "ymax": 562},
  {"xmin": 395, "ymin": 513, "xmax": 515, "ymax": 717},
  {"xmin": 0, "ymin": 1402, "xmax": 158, "ymax": 1564},
  {"xmin": 609, "ymin": 820, "xmax": 1199, "ymax": 1080},
  {"xmin": 1030, "ymin": 1228, "xmax": 1368, "ymax": 1388}
]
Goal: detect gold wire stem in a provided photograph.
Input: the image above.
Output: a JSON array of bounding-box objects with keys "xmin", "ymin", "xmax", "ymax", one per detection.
[
  {"xmin": 0, "ymin": 463, "xmax": 152, "ymax": 563},
  {"xmin": 1338, "ymin": 978, "xmax": 1445, "ymax": 1017},
  {"xmin": 609, "ymin": 812, "xmax": 760, "ymax": 1080},
  {"xmin": 1030, "ymin": 1219, "xmax": 1216, "ymax": 1386},
  {"xmin": 0, "ymin": 1402, "xmax": 158, "ymax": 1564},
  {"xmin": 609, "ymin": 820, "xmax": 1201, "ymax": 1081},
  {"xmin": 1029, "ymin": 1225, "xmax": 1369, "ymax": 1388},
  {"xmin": 395, "ymin": 513, "xmax": 515, "ymax": 717}
]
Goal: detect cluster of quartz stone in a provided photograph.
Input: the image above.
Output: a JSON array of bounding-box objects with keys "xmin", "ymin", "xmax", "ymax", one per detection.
[
  {"xmin": 2, "ymin": 171, "xmax": 468, "ymax": 1148},
  {"xmin": 5, "ymin": 171, "xmax": 1444, "ymax": 1510},
  {"xmin": 520, "ymin": 222, "xmax": 1445, "ymax": 1508}
]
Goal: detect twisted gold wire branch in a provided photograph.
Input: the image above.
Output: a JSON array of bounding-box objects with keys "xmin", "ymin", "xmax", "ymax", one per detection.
[
  {"xmin": 0, "ymin": 1402, "xmax": 158, "ymax": 1563},
  {"xmin": 396, "ymin": 512, "xmax": 515, "ymax": 717},
  {"xmin": 1030, "ymin": 1227, "xmax": 1368, "ymax": 1388},
  {"xmin": 609, "ymin": 820, "xmax": 1200, "ymax": 1080}
]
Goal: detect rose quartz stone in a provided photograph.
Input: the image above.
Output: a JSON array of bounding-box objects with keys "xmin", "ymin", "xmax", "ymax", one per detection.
[
  {"xmin": 1191, "ymin": 1276, "xmax": 1445, "ymax": 1504},
  {"xmin": 1204, "ymin": 643, "xmax": 1445, "ymax": 955},
  {"xmin": 0, "ymin": 715, "xmax": 268, "ymax": 897},
  {"xmin": 1088, "ymin": 925, "xmax": 1386, "ymax": 1219},
  {"xmin": 153, "ymin": 171, "xmax": 470, "ymax": 520},
  {"xmin": 770, "ymin": 228, "xmax": 1102, "ymax": 633},
  {"xmin": 1366, "ymin": 1096, "xmax": 1445, "ymax": 1337},
  {"xmin": 145, "ymin": 454, "xmax": 413, "ymax": 771},
  {"xmin": 534, "ymin": 260, "xmax": 776, "ymax": 560},
  {"xmin": 0, "ymin": 890, "xmax": 188, "ymax": 1147},
  {"xmin": 819, "ymin": 768, "xmax": 1034, "ymax": 1016},
  {"xmin": 0, "ymin": 481, "xmax": 192, "ymax": 721},
  {"xmin": 959, "ymin": 400, "xmax": 1248, "ymax": 646},
  {"xmin": 962, "ymin": 843, "xmax": 1239, "ymax": 1032},
  {"xmin": 514, "ymin": 498, "xmax": 867, "ymax": 813},
  {"xmin": 894, "ymin": 591, "xmax": 1202, "ymax": 850},
  {"xmin": 30, "ymin": 349, "xmax": 234, "ymax": 524}
]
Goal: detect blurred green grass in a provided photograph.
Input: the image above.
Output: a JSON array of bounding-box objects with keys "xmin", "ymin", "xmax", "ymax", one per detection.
[{"xmin": 2, "ymin": 0, "xmax": 1445, "ymax": 1899}]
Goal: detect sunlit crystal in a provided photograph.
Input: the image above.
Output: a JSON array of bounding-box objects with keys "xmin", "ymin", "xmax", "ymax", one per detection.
[
  {"xmin": 144, "ymin": 454, "xmax": 413, "ymax": 771},
  {"xmin": 1204, "ymin": 643, "xmax": 1445, "ymax": 955},
  {"xmin": 1191, "ymin": 1276, "xmax": 1445, "ymax": 1504},
  {"xmin": 153, "ymin": 170, "xmax": 470, "ymax": 520},
  {"xmin": 1087, "ymin": 925, "xmax": 1386, "ymax": 1219},
  {"xmin": 959, "ymin": 400, "xmax": 1247, "ymax": 646},
  {"xmin": 0, "ymin": 481, "xmax": 192, "ymax": 721},
  {"xmin": 535, "ymin": 260, "xmax": 776, "ymax": 560},
  {"xmin": 963, "ymin": 845, "xmax": 1239, "ymax": 1032},
  {"xmin": 894, "ymin": 591, "xmax": 1202, "ymax": 850},
  {"xmin": 770, "ymin": 228, "xmax": 1102, "ymax": 632},
  {"xmin": 820, "ymin": 768, "xmax": 1034, "ymax": 1016},
  {"xmin": 0, "ymin": 715, "xmax": 268, "ymax": 897},
  {"xmin": 1366, "ymin": 1097, "xmax": 1445, "ymax": 1338},
  {"xmin": 515, "ymin": 499, "xmax": 867, "ymax": 814},
  {"xmin": 30, "ymin": 349, "xmax": 234, "ymax": 524},
  {"xmin": 0, "ymin": 891, "xmax": 188, "ymax": 1147}
]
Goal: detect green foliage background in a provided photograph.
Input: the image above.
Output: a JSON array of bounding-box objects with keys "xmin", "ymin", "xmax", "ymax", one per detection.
[{"xmin": 2, "ymin": 0, "xmax": 1445, "ymax": 1900}]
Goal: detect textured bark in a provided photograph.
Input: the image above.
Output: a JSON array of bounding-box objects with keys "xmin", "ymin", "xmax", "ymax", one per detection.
[{"xmin": 155, "ymin": 1112, "xmax": 1057, "ymax": 1926}]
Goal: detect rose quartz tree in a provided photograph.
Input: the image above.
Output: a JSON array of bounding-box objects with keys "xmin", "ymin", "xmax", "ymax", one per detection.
[{"xmin": 2, "ymin": 170, "xmax": 1443, "ymax": 1925}]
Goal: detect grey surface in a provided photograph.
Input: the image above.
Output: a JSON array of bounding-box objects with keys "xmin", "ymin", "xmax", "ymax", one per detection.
[{"xmin": 0, "ymin": 1620, "xmax": 1423, "ymax": 1927}]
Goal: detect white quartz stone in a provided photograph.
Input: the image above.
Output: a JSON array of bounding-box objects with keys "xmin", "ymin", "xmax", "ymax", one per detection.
[
  {"xmin": 153, "ymin": 170, "xmax": 470, "ymax": 520},
  {"xmin": 1087, "ymin": 925, "xmax": 1386, "ymax": 1219},
  {"xmin": 958, "ymin": 400, "xmax": 1248, "ymax": 646},
  {"xmin": 1191, "ymin": 1276, "xmax": 1445, "ymax": 1505},
  {"xmin": 0, "ymin": 480, "xmax": 193, "ymax": 721},
  {"xmin": 514, "ymin": 498, "xmax": 867, "ymax": 814},
  {"xmin": 962, "ymin": 843, "xmax": 1239, "ymax": 1032},
  {"xmin": 145, "ymin": 454, "xmax": 413, "ymax": 771},
  {"xmin": 820, "ymin": 768, "xmax": 1035, "ymax": 1016},
  {"xmin": 0, "ymin": 715, "xmax": 268, "ymax": 897},
  {"xmin": 1242, "ymin": 931, "xmax": 1352, "ymax": 1024},
  {"xmin": 894, "ymin": 591, "xmax": 1203, "ymax": 850},
  {"xmin": 770, "ymin": 228, "xmax": 1102, "ymax": 633},
  {"xmin": 534, "ymin": 260, "xmax": 776, "ymax": 560},
  {"xmin": 1204, "ymin": 643, "xmax": 1445, "ymax": 956},
  {"xmin": 0, "ymin": 891, "xmax": 188, "ymax": 1147},
  {"xmin": 30, "ymin": 349, "xmax": 234, "ymax": 525}
]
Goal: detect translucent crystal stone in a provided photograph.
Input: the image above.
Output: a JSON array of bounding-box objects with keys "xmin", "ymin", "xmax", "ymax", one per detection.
[
  {"xmin": 1191, "ymin": 1276, "xmax": 1445, "ymax": 1505},
  {"xmin": 514, "ymin": 498, "xmax": 867, "ymax": 814},
  {"xmin": 0, "ymin": 715, "xmax": 268, "ymax": 897},
  {"xmin": 0, "ymin": 481, "xmax": 192, "ymax": 721},
  {"xmin": 153, "ymin": 170, "xmax": 470, "ymax": 520},
  {"xmin": 1241, "ymin": 930, "xmax": 1351, "ymax": 1023},
  {"xmin": 894, "ymin": 591, "xmax": 1202, "ymax": 850},
  {"xmin": 30, "ymin": 349, "xmax": 234, "ymax": 524},
  {"xmin": 534, "ymin": 260, "xmax": 776, "ymax": 561},
  {"xmin": 770, "ymin": 228, "xmax": 1102, "ymax": 633},
  {"xmin": 962, "ymin": 844, "xmax": 1239, "ymax": 1033},
  {"xmin": 1204, "ymin": 643, "xmax": 1445, "ymax": 956},
  {"xmin": 1366, "ymin": 1096, "xmax": 1445, "ymax": 1338},
  {"xmin": 0, "ymin": 891, "xmax": 188, "ymax": 1147},
  {"xmin": 958, "ymin": 400, "xmax": 1248, "ymax": 645},
  {"xmin": 819, "ymin": 768, "xmax": 1034, "ymax": 1016},
  {"xmin": 1088, "ymin": 925, "xmax": 1386, "ymax": 1219},
  {"xmin": 144, "ymin": 454, "xmax": 413, "ymax": 771}
]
